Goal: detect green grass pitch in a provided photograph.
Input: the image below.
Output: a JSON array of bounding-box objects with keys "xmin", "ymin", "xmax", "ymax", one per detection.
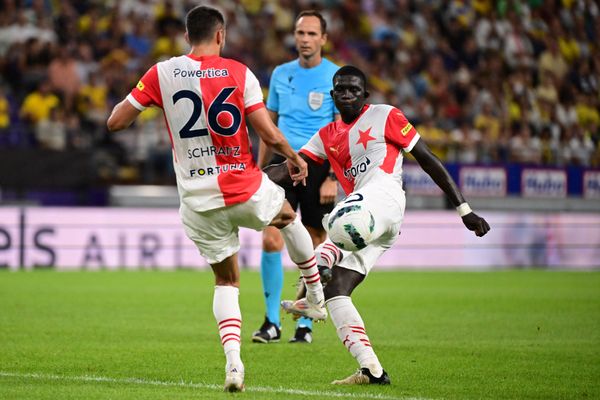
[{"xmin": 1, "ymin": 269, "xmax": 598, "ymax": 400}]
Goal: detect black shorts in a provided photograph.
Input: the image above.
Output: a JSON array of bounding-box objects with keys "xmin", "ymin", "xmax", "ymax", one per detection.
[{"xmin": 270, "ymin": 154, "xmax": 335, "ymax": 230}]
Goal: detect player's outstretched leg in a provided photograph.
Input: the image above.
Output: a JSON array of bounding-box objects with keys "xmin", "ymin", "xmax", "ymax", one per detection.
[
  {"xmin": 279, "ymin": 216, "xmax": 327, "ymax": 321},
  {"xmin": 213, "ymin": 285, "xmax": 245, "ymax": 392},
  {"xmin": 327, "ymin": 295, "xmax": 390, "ymax": 385},
  {"xmin": 288, "ymin": 240, "xmax": 341, "ymax": 342}
]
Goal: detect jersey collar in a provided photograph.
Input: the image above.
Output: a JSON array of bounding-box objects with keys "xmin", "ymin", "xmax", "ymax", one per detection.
[
  {"xmin": 338, "ymin": 104, "xmax": 370, "ymax": 129},
  {"xmin": 186, "ymin": 53, "xmax": 220, "ymax": 62}
]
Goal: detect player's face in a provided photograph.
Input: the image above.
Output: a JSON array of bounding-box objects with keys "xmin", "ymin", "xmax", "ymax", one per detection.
[
  {"xmin": 331, "ymin": 75, "xmax": 367, "ymax": 120},
  {"xmin": 294, "ymin": 16, "xmax": 326, "ymax": 60}
]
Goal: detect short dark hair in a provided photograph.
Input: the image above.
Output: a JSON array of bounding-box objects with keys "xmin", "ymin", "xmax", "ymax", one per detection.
[
  {"xmin": 295, "ymin": 10, "xmax": 327, "ymax": 34},
  {"xmin": 333, "ymin": 65, "xmax": 367, "ymax": 89},
  {"xmin": 185, "ymin": 5, "xmax": 225, "ymax": 44}
]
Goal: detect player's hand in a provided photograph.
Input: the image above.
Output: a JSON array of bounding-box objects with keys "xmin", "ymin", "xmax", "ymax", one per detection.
[
  {"xmin": 462, "ymin": 212, "xmax": 491, "ymax": 237},
  {"xmin": 319, "ymin": 177, "xmax": 337, "ymax": 204},
  {"xmin": 287, "ymin": 154, "xmax": 308, "ymax": 186}
]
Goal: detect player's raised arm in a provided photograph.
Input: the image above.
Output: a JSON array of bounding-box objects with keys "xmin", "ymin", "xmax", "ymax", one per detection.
[
  {"xmin": 247, "ymin": 107, "xmax": 307, "ymax": 185},
  {"xmin": 409, "ymin": 139, "xmax": 491, "ymax": 237}
]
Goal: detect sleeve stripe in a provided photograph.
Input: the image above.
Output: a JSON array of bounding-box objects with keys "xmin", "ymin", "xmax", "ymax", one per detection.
[
  {"xmin": 245, "ymin": 102, "xmax": 265, "ymax": 115},
  {"xmin": 126, "ymin": 94, "xmax": 147, "ymax": 111},
  {"xmin": 299, "ymin": 149, "xmax": 325, "ymax": 165},
  {"xmin": 404, "ymin": 133, "xmax": 421, "ymax": 152}
]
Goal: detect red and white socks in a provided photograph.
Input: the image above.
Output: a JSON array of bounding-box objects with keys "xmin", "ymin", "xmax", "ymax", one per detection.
[
  {"xmin": 213, "ymin": 285, "xmax": 243, "ymax": 373},
  {"xmin": 316, "ymin": 239, "xmax": 343, "ymax": 268},
  {"xmin": 327, "ymin": 295, "xmax": 384, "ymax": 378},
  {"xmin": 280, "ymin": 216, "xmax": 324, "ymax": 303}
]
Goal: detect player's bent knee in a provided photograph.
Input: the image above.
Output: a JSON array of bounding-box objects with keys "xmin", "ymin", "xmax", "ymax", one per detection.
[
  {"xmin": 269, "ymin": 201, "xmax": 297, "ymax": 229},
  {"xmin": 262, "ymin": 230, "xmax": 284, "ymax": 252}
]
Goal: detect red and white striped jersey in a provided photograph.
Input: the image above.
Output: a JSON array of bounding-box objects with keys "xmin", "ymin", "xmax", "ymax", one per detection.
[
  {"xmin": 127, "ymin": 54, "xmax": 265, "ymax": 212},
  {"xmin": 300, "ymin": 104, "xmax": 420, "ymax": 195}
]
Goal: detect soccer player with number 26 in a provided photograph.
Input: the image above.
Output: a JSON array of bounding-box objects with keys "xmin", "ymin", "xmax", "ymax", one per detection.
[{"xmin": 107, "ymin": 5, "xmax": 327, "ymax": 393}]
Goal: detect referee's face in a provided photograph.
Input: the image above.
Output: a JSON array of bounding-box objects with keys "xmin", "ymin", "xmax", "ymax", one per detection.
[{"xmin": 294, "ymin": 16, "xmax": 326, "ymax": 61}]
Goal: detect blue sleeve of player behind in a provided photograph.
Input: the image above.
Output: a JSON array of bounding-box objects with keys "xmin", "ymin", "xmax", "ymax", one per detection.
[{"xmin": 266, "ymin": 67, "xmax": 280, "ymax": 112}]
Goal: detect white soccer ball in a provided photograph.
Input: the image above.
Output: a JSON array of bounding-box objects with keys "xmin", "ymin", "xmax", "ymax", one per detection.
[{"xmin": 327, "ymin": 204, "xmax": 375, "ymax": 252}]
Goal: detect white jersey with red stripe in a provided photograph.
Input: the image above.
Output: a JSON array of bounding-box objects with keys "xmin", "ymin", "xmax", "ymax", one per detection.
[
  {"xmin": 300, "ymin": 104, "xmax": 420, "ymax": 195},
  {"xmin": 127, "ymin": 54, "xmax": 265, "ymax": 212}
]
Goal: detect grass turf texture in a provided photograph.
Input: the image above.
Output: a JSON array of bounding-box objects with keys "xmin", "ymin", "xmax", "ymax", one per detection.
[{"xmin": 0, "ymin": 270, "xmax": 598, "ymax": 400}]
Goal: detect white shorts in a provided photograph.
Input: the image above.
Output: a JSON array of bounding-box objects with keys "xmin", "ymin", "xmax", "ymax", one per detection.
[
  {"xmin": 180, "ymin": 173, "xmax": 285, "ymax": 264},
  {"xmin": 329, "ymin": 181, "xmax": 406, "ymax": 276}
]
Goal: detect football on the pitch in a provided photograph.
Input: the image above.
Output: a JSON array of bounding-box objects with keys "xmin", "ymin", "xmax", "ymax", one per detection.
[{"xmin": 327, "ymin": 204, "xmax": 375, "ymax": 251}]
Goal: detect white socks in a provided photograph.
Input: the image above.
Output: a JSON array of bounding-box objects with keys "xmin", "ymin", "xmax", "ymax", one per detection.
[
  {"xmin": 316, "ymin": 239, "xmax": 343, "ymax": 268},
  {"xmin": 280, "ymin": 216, "xmax": 324, "ymax": 302},
  {"xmin": 213, "ymin": 285, "xmax": 243, "ymax": 372},
  {"xmin": 327, "ymin": 296, "xmax": 383, "ymax": 377}
]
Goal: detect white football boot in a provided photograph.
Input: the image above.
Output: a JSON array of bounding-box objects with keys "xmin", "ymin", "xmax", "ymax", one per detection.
[
  {"xmin": 281, "ymin": 296, "xmax": 327, "ymax": 321},
  {"xmin": 331, "ymin": 368, "xmax": 390, "ymax": 385},
  {"xmin": 223, "ymin": 366, "xmax": 245, "ymax": 392}
]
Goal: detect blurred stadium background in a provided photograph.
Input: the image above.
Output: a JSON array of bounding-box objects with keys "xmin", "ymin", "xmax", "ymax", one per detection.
[{"xmin": 0, "ymin": 0, "xmax": 598, "ymax": 270}]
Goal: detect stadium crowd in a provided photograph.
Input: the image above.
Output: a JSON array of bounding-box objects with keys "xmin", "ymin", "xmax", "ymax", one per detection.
[{"xmin": 0, "ymin": 0, "xmax": 599, "ymax": 184}]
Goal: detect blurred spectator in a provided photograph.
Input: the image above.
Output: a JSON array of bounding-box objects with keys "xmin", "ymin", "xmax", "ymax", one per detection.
[
  {"xmin": 539, "ymin": 126, "xmax": 559, "ymax": 166},
  {"xmin": 569, "ymin": 127, "xmax": 595, "ymax": 167},
  {"xmin": 19, "ymin": 81, "xmax": 59, "ymax": 127},
  {"xmin": 77, "ymin": 71, "xmax": 109, "ymax": 134},
  {"xmin": 538, "ymin": 37, "xmax": 569, "ymax": 84},
  {"xmin": 575, "ymin": 93, "xmax": 600, "ymax": 130},
  {"xmin": 474, "ymin": 101, "xmax": 501, "ymax": 143},
  {"xmin": 509, "ymin": 124, "xmax": 541, "ymax": 165},
  {"xmin": 555, "ymin": 88, "xmax": 578, "ymax": 129},
  {"xmin": 571, "ymin": 58, "xmax": 598, "ymax": 95},
  {"xmin": 449, "ymin": 120, "xmax": 481, "ymax": 164},
  {"xmin": 503, "ymin": 14, "xmax": 534, "ymax": 69},
  {"xmin": 0, "ymin": 87, "xmax": 9, "ymax": 132},
  {"xmin": 417, "ymin": 117, "xmax": 449, "ymax": 161},
  {"xmin": 48, "ymin": 46, "xmax": 81, "ymax": 110},
  {"xmin": 35, "ymin": 106, "xmax": 67, "ymax": 151}
]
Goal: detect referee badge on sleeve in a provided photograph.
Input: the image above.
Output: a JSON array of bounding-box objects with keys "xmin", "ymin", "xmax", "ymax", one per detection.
[{"xmin": 308, "ymin": 91, "xmax": 324, "ymax": 110}]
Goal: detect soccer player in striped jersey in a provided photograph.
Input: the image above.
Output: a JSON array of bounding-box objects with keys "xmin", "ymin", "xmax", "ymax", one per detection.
[
  {"xmin": 106, "ymin": 5, "xmax": 326, "ymax": 392},
  {"xmin": 277, "ymin": 65, "xmax": 490, "ymax": 385}
]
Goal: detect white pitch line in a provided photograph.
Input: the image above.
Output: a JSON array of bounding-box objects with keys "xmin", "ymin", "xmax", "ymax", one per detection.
[{"xmin": 0, "ymin": 371, "xmax": 432, "ymax": 400}]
